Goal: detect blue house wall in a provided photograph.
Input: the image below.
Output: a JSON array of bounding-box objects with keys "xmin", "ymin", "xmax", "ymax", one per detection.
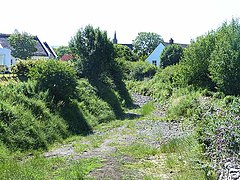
[{"xmin": 146, "ymin": 43, "xmax": 165, "ymax": 67}]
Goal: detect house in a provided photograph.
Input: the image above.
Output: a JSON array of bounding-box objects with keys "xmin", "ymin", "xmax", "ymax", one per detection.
[
  {"xmin": 146, "ymin": 38, "xmax": 188, "ymax": 66},
  {"xmin": 0, "ymin": 33, "xmax": 57, "ymax": 69},
  {"xmin": 0, "ymin": 44, "xmax": 11, "ymax": 69}
]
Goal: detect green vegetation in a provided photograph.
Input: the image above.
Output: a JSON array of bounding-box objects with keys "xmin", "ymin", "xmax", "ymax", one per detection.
[
  {"xmin": 160, "ymin": 44, "xmax": 183, "ymax": 68},
  {"xmin": 0, "ymin": 154, "xmax": 102, "ymax": 180},
  {"xmin": 1, "ymin": 19, "xmax": 240, "ymax": 179},
  {"xmin": 8, "ymin": 31, "xmax": 37, "ymax": 59},
  {"xmin": 132, "ymin": 32, "xmax": 163, "ymax": 57},
  {"xmin": 141, "ymin": 101, "xmax": 155, "ymax": 116},
  {"xmin": 29, "ymin": 60, "xmax": 77, "ymax": 103}
]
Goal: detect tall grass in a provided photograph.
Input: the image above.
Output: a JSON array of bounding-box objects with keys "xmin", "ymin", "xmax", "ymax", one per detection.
[{"xmin": 160, "ymin": 135, "xmax": 216, "ymax": 179}]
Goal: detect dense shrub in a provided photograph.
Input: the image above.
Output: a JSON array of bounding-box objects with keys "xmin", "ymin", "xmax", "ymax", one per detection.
[
  {"xmin": 29, "ymin": 60, "xmax": 77, "ymax": 103},
  {"xmin": 76, "ymin": 79, "xmax": 115, "ymax": 125},
  {"xmin": 127, "ymin": 61, "xmax": 157, "ymax": 81},
  {"xmin": 209, "ymin": 19, "xmax": 240, "ymax": 95},
  {"xmin": 114, "ymin": 44, "xmax": 137, "ymax": 61},
  {"xmin": 12, "ymin": 60, "xmax": 45, "ymax": 79},
  {"xmin": 160, "ymin": 44, "xmax": 183, "ymax": 68},
  {"xmin": 127, "ymin": 64, "xmax": 186, "ymax": 102},
  {"xmin": 180, "ymin": 32, "xmax": 216, "ymax": 88},
  {"xmin": 0, "ymin": 83, "xmax": 68, "ymax": 150}
]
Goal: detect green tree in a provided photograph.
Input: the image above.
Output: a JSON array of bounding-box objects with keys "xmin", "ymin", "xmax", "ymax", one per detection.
[
  {"xmin": 54, "ymin": 46, "xmax": 71, "ymax": 59},
  {"xmin": 8, "ymin": 32, "xmax": 37, "ymax": 59},
  {"xmin": 160, "ymin": 44, "xmax": 183, "ymax": 68},
  {"xmin": 69, "ymin": 25, "xmax": 114, "ymax": 80},
  {"xmin": 132, "ymin": 32, "xmax": 163, "ymax": 57},
  {"xmin": 114, "ymin": 44, "xmax": 137, "ymax": 61},
  {"xmin": 180, "ymin": 31, "xmax": 216, "ymax": 88},
  {"xmin": 209, "ymin": 19, "xmax": 240, "ymax": 95}
]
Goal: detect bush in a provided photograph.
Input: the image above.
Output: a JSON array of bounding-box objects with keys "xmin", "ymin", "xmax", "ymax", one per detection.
[
  {"xmin": 209, "ymin": 19, "xmax": 240, "ymax": 95},
  {"xmin": 76, "ymin": 79, "xmax": 115, "ymax": 125},
  {"xmin": 0, "ymin": 82, "xmax": 68, "ymax": 151},
  {"xmin": 114, "ymin": 44, "xmax": 137, "ymax": 61},
  {"xmin": 160, "ymin": 44, "xmax": 183, "ymax": 68},
  {"xmin": 12, "ymin": 60, "xmax": 45, "ymax": 80},
  {"xmin": 127, "ymin": 61, "xmax": 157, "ymax": 81},
  {"xmin": 180, "ymin": 32, "xmax": 216, "ymax": 88},
  {"xmin": 29, "ymin": 60, "xmax": 77, "ymax": 103}
]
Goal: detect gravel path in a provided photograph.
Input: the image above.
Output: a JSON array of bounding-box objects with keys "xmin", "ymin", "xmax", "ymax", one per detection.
[{"xmin": 44, "ymin": 93, "xmax": 189, "ymax": 179}]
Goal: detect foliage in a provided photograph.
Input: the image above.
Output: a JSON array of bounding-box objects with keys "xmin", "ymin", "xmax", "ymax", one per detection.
[
  {"xmin": 8, "ymin": 31, "xmax": 37, "ymax": 59},
  {"xmin": 0, "ymin": 81, "xmax": 68, "ymax": 151},
  {"xmin": 180, "ymin": 18, "xmax": 240, "ymax": 94},
  {"xmin": 127, "ymin": 61, "xmax": 157, "ymax": 81},
  {"xmin": 166, "ymin": 90, "xmax": 200, "ymax": 120},
  {"xmin": 29, "ymin": 60, "xmax": 77, "ymax": 103},
  {"xmin": 114, "ymin": 44, "xmax": 137, "ymax": 61},
  {"xmin": 69, "ymin": 25, "xmax": 133, "ymax": 112},
  {"xmin": 69, "ymin": 25, "xmax": 114, "ymax": 80},
  {"xmin": 132, "ymin": 32, "xmax": 163, "ymax": 57},
  {"xmin": 92, "ymin": 80, "xmax": 125, "ymax": 118},
  {"xmin": 209, "ymin": 19, "xmax": 240, "ymax": 95},
  {"xmin": 53, "ymin": 45, "xmax": 71, "ymax": 59},
  {"xmin": 12, "ymin": 60, "xmax": 44, "ymax": 80},
  {"xmin": 195, "ymin": 95, "xmax": 240, "ymax": 171},
  {"xmin": 160, "ymin": 44, "xmax": 183, "ymax": 68},
  {"xmin": 180, "ymin": 31, "xmax": 216, "ymax": 88},
  {"xmin": 109, "ymin": 59, "xmax": 133, "ymax": 107},
  {"xmin": 76, "ymin": 79, "xmax": 116, "ymax": 126}
]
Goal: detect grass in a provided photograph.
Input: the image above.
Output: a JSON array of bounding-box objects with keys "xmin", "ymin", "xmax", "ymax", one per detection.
[
  {"xmin": 115, "ymin": 143, "xmax": 159, "ymax": 159},
  {"xmin": 159, "ymin": 135, "xmax": 217, "ymax": 180},
  {"xmin": 140, "ymin": 101, "xmax": 155, "ymax": 116},
  {"xmin": 0, "ymin": 154, "xmax": 102, "ymax": 180}
]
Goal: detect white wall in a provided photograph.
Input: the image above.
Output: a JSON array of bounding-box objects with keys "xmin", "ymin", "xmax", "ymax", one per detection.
[{"xmin": 0, "ymin": 48, "xmax": 11, "ymax": 68}]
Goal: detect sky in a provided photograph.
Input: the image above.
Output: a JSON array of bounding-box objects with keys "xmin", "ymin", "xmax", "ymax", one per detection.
[{"xmin": 1, "ymin": 0, "xmax": 240, "ymax": 46}]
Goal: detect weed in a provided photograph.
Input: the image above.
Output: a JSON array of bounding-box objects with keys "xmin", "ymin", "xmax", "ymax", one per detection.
[
  {"xmin": 116, "ymin": 143, "xmax": 158, "ymax": 159},
  {"xmin": 141, "ymin": 101, "xmax": 155, "ymax": 116}
]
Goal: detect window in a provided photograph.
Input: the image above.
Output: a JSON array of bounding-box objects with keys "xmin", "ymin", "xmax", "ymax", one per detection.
[
  {"xmin": 0, "ymin": 54, "xmax": 5, "ymax": 65},
  {"xmin": 152, "ymin": 60, "xmax": 157, "ymax": 66}
]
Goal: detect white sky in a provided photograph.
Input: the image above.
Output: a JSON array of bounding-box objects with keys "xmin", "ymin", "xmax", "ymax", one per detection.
[{"xmin": 1, "ymin": 0, "xmax": 240, "ymax": 46}]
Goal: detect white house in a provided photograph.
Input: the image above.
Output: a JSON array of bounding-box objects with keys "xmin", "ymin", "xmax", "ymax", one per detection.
[
  {"xmin": 0, "ymin": 44, "xmax": 12, "ymax": 69},
  {"xmin": 0, "ymin": 33, "xmax": 57, "ymax": 69},
  {"xmin": 146, "ymin": 38, "xmax": 188, "ymax": 66}
]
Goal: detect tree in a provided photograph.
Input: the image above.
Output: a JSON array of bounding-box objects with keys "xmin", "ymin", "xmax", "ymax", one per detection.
[
  {"xmin": 132, "ymin": 32, "xmax": 163, "ymax": 57},
  {"xmin": 69, "ymin": 25, "xmax": 114, "ymax": 80},
  {"xmin": 209, "ymin": 19, "xmax": 240, "ymax": 95},
  {"xmin": 160, "ymin": 44, "xmax": 183, "ymax": 68},
  {"xmin": 69, "ymin": 25, "xmax": 133, "ymax": 113},
  {"xmin": 8, "ymin": 32, "xmax": 37, "ymax": 59},
  {"xmin": 114, "ymin": 44, "xmax": 137, "ymax": 61},
  {"xmin": 53, "ymin": 46, "xmax": 71, "ymax": 59},
  {"xmin": 179, "ymin": 31, "xmax": 216, "ymax": 88}
]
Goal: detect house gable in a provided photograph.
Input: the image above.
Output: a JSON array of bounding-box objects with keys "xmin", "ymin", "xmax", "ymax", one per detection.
[
  {"xmin": 0, "ymin": 33, "xmax": 56, "ymax": 59},
  {"xmin": 146, "ymin": 39, "xmax": 188, "ymax": 67},
  {"xmin": 146, "ymin": 43, "xmax": 165, "ymax": 67}
]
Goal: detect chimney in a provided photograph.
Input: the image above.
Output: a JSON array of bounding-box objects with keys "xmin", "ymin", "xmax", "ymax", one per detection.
[{"xmin": 169, "ymin": 38, "xmax": 174, "ymax": 44}]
